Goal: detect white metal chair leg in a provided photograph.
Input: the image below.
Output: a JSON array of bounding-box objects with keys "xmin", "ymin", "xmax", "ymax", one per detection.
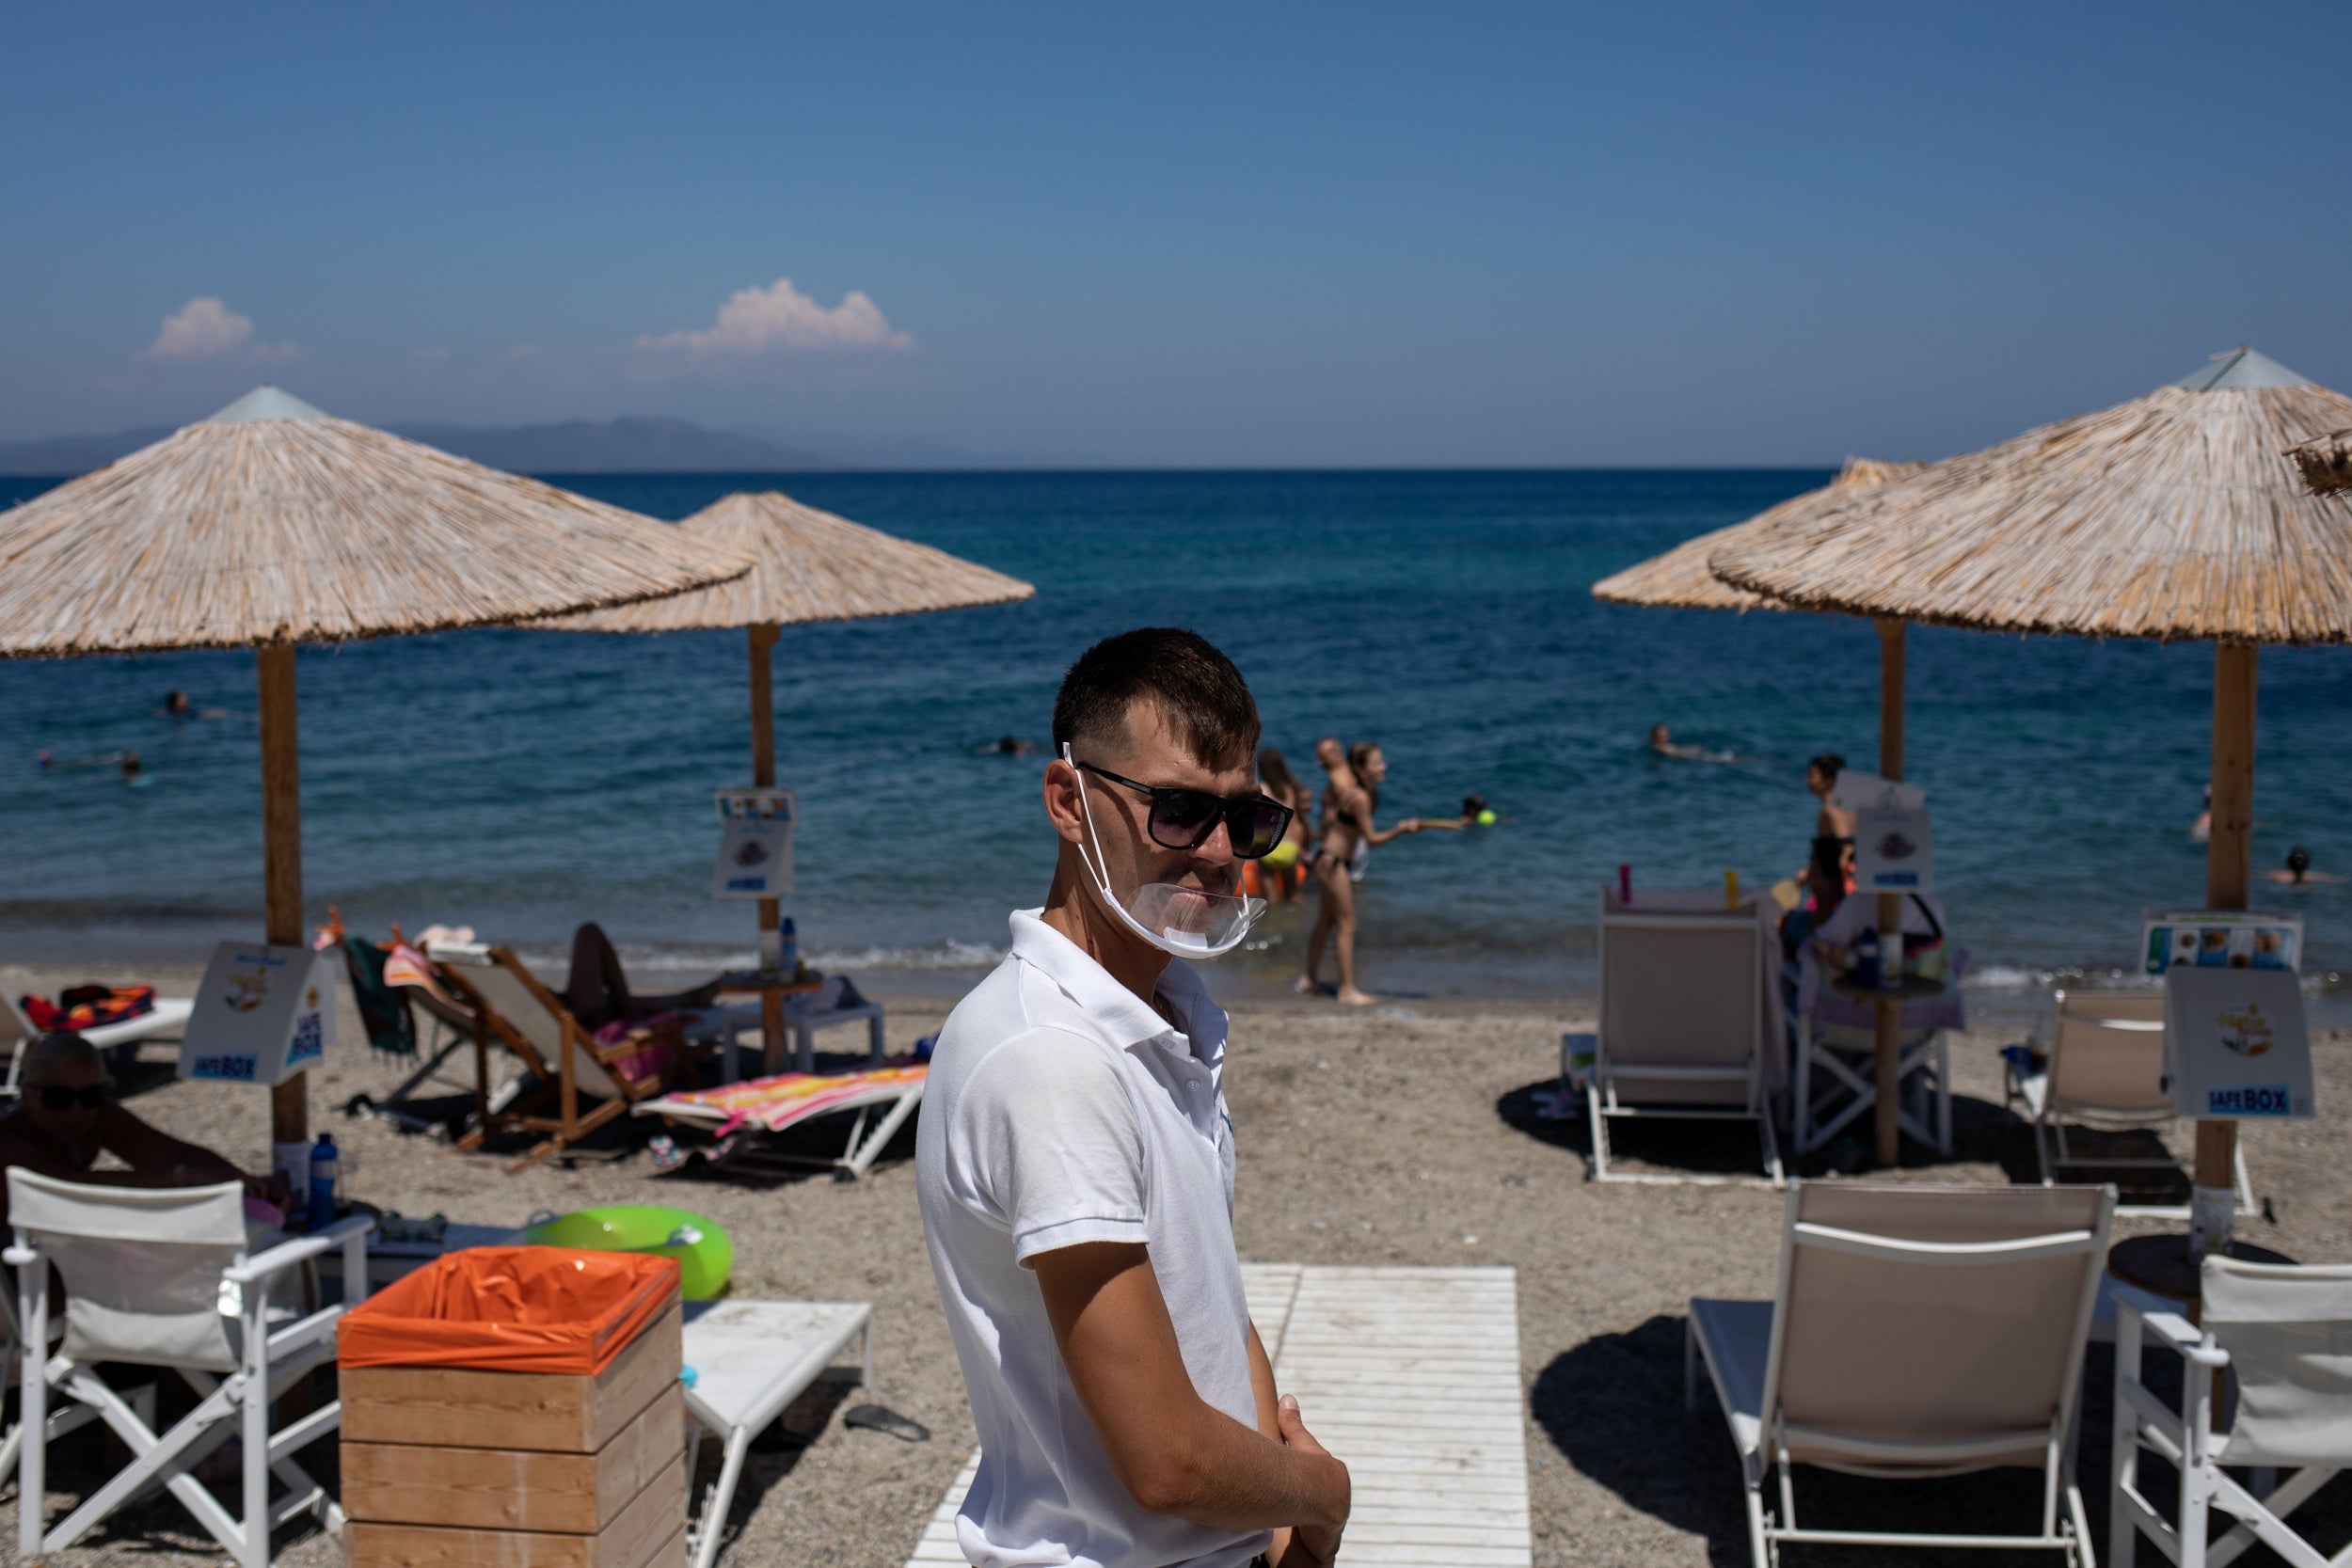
[{"xmin": 690, "ymin": 1426, "xmax": 755, "ymax": 1568}]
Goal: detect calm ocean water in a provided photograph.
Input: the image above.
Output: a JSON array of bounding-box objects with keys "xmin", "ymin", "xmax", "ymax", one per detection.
[{"xmin": 5, "ymin": 468, "xmax": 2348, "ymax": 1021}]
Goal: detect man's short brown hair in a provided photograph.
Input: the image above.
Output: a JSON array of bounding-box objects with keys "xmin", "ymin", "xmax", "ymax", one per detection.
[{"xmin": 1052, "ymin": 627, "xmax": 1261, "ymax": 771}]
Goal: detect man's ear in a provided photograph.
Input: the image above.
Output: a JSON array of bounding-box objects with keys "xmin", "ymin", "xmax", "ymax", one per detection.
[{"xmin": 1042, "ymin": 757, "xmax": 1088, "ymax": 845}]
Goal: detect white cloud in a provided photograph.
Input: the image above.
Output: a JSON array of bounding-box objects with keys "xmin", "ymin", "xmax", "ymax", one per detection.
[
  {"xmin": 139, "ymin": 296, "xmax": 299, "ymax": 364},
  {"xmin": 141, "ymin": 297, "xmax": 251, "ymax": 361},
  {"xmin": 637, "ymin": 277, "xmax": 913, "ymax": 357}
]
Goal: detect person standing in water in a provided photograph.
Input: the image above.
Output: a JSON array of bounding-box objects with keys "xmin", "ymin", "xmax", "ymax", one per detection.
[
  {"xmin": 1253, "ymin": 748, "xmax": 1314, "ymax": 904},
  {"xmin": 1299, "ymin": 741, "xmax": 1425, "ymax": 1005}
]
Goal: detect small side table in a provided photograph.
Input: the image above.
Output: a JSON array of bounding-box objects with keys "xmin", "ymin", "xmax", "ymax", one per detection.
[
  {"xmin": 1826, "ymin": 974, "xmax": 1949, "ymax": 1168},
  {"xmin": 713, "ymin": 971, "xmax": 822, "ymax": 1077},
  {"xmin": 2107, "ymin": 1234, "xmax": 2296, "ymax": 1324}
]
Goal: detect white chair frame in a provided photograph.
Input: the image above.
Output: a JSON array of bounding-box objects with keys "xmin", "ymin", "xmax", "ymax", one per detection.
[
  {"xmin": 2006, "ymin": 991, "xmax": 2254, "ymax": 1217},
  {"xmin": 1590, "ymin": 895, "xmax": 1782, "ymax": 1186},
  {"xmin": 8, "ymin": 1180, "xmax": 373, "ymax": 1568},
  {"xmin": 1687, "ymin": 1184, "xmax": 2112, "ymax": 1568},
  {"xmin": 2111, "ymin": 1289, "xmax": 2348, "ymax": 1568},
  {"xmin": 1792, "ymin": 1013, "xmax": 1952, "ymax": 1157}
]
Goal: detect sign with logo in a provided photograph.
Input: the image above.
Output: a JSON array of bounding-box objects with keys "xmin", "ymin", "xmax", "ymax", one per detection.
[
  {"xmin": 1830, "ymin": 771, "xmax": 1927, "ymax": 816},
  {"xmin": 1852, "ymin": 806, "xmax": 1933, "ymax": 894},
  {"xmin": 178, "ymin": 942, "xmax": 339, "ymax": 1086},
  {"xmin": 2163, "ymin": 966, "xmax": 2314, "ymax": 1120},
  {"xmin": 2140, "ymin": 910, "xmax": 2302, "ymax": 975},
  {"xmin": 713, "ymin": 787, "xmax": 795, "ymax": 900}
]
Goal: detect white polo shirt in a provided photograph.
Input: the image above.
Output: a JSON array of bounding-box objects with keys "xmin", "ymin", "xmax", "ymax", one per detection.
[{"xmin": 916, "ymin": 910, "xmax": 1266, "ymax": 1568}]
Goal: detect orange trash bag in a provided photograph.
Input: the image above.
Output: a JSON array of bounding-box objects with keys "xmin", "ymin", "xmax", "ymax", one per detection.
[{"xmin": 338, "ymin": 1246, "xmax": 679, "ymax": 1375}]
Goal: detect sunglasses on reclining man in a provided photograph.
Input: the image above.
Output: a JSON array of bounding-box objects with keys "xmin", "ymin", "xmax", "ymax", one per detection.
[
  {"xmin": 32, "ymin": 1084, "xmax": 109, "ymax": 1111},
  {"xmin": 1075, "ymin": 762, "xmax": 1295, "ymax": 860}
]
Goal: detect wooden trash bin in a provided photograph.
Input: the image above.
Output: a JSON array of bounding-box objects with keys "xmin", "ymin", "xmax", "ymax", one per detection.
[{"xmin": 338, "ymin": 1247, "xmax": 687, "ymax": 1568}]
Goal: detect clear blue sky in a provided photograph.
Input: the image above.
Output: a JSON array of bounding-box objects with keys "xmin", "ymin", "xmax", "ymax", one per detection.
[{"xmin": 5, "ymin": 2, "xmax": 2347, "ymax": 467}]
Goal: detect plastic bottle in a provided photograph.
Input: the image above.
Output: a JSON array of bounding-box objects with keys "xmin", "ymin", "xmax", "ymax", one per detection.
[
  {"xmin": 778, "ymin": 917, "xmax": 799, "ymax": 980},
  {"xmin": 308, "ymin": 1132, "xmax": 339, "ymax": 1231},
  {"xmin": 1852, "ymin": 927, "xmax": 1883, "ymax": 991}
]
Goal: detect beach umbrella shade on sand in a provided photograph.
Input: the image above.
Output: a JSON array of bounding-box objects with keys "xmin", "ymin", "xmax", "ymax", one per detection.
[
  {"xmin": 536, "ymin": 489, "xmax": 1034, "ymax": 1058},
  {"xmin": 0, "ymin": 386, "xmax": 753, "ymax": 1149},
  {"xmin": 1714, "ymin": 346, "xmax": 2352, "ymax": 1242},
  {"xmin": 1595, "ymin": 456, "xmax": 1927, "ymax": 1165}
]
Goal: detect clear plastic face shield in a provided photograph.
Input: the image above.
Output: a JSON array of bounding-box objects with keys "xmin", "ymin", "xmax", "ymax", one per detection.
[{"xmin": 1063, "ymin": 744, "xmax": 1266, "ymax": 958}]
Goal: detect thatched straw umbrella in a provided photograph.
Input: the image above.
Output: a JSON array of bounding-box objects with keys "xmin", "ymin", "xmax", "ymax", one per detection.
[
  {"xmin": 0, "ymin": 386, "xmax": 752, "ymax": 1148},
  {"xmin": 1596, "ymin": 456, "xmax": 1926, "ymax": 1166},
  {"xmin": 2287, "ymin": 426, "xmax": 2352, "ymax": 496},
  {"xmin": 538, "ymin": 490, "xmax": 1033, "ymax": 1062},
  {"xmin": 1715, "ymin": 346, "xmax": 2352, "ymax": 1241}
]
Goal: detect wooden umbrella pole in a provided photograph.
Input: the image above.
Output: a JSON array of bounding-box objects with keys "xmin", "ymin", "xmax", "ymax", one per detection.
[
  {"xmin": 749, "ymin": 625, "xmax": 786, "ymax": 1064},
  {"xmin": 1872, "ymin": 618, "xmax": 1906, "ymax": 1167},
  {"xmin": 2194, "ymin": 642, "xmax": 2258, "ymax": 1253},
  {"xmin": 259, "ymin": 643, "xmax": 309, "ymax": 1148}
]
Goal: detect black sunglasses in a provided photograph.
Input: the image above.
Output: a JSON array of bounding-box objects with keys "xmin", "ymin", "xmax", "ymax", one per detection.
[
  {"xmin": 1076, "ymin": 762, "xmax": 1295, "ymax": 860},
  {"xmin": 34, "ymin": 1084, "xmax": 109, "ymax": 1111}
]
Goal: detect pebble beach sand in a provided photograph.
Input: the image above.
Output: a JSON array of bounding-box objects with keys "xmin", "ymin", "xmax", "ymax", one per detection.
[{"xmin": 6, "ymin": 959, "xmax": 2349, "ymax": 1568}]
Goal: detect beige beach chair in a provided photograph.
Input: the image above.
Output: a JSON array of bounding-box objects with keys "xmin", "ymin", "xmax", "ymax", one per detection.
[
  {"xmin": 2111, "ymin": 1255, "xmax": 2352, "ymax": 1568},
  {"xmin": 2005, "ymin": 990, "xmax": 2252, "ymax": 1214},
  {"xmin": 434, "ymin": 945, "xmax": 702, "ymax": 1171},
  {"xmin": 8, "ymin": 1169, "xmax": 373, "ymax": 1567},
  {"xmin": 1687, "ymin": 1181, "xmax": 2115, "ymax": 1568},
  {"xmin": 1590, "ymin": 887, "xmax": 1782, "ymax": 1184}
]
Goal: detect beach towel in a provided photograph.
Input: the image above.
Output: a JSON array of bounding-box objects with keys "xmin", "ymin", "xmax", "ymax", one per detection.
[
  {"xmin": 21, "ymin": 985, "xmax": 156, "ymax": 1033},
  {"xmin": 339, "ymin": 934, "xmax": 418, "ymax": 1058},
  {"xmin": 642, "ymin": 1061, "xmax": 928, "ymax": 1139}
]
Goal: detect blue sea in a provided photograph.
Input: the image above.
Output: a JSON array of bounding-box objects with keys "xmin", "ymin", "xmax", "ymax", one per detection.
[{"xmin": 6, "ymin": 469, "xmax": 2348, "ymax": 1023}]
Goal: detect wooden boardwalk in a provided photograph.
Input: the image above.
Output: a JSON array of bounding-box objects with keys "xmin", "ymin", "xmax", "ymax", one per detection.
[{"xmin": 904, "ymin": 1263, "xmax": 1530, "ymax": 1567}]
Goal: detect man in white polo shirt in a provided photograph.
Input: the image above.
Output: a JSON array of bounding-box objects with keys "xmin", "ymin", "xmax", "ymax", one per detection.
[{"xmin": 917, "ymin": 628, "xmax": 1349, "ymax": 1568}]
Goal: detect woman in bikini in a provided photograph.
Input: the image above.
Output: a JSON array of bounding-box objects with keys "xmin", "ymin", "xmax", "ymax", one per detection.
[{"xmin": 1299, "ymin": 740, "xmax": 1425, "ymax": 1004}]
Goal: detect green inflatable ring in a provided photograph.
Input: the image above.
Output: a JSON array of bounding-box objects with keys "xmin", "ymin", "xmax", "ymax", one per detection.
[{"xmin": 525, "ymin": 1204, "xmax": 734, "ymax": 1301}]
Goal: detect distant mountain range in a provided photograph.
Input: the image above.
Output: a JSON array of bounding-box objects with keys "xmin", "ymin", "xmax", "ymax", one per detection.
[{"xmin": 0, "ymin": 416, "xmax": 844, "ymax": 476}]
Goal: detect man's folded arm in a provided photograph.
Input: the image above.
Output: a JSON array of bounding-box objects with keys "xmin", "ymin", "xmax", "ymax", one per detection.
[{"xmin": 1034, "ymin": 1240, "xmax": 1348, "ymax": 1531}]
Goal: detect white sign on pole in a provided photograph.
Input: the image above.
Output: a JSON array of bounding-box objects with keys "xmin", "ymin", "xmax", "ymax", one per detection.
[
  {"xmin": 177, "ymin": 942, "xmax": 338, "ymax": 1086},
  {"xmin": 1852, "ymin": 806, "xmax": 1933, "ymax": 894},
  {"xmin": 2163, "ymin": 966, "xmax": 2314, "ymax": 1120},
  {"xmin": 713, "ymin": 787, "xmax": 795, "ymax": 900},
  {"xmin": 1829, "ymin": 770, "xmax": 1927, "ymax": 816}
]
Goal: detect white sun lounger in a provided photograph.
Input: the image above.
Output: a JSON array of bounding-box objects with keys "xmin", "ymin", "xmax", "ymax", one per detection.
[
  {"xmin": 2007, "ymin": 990, "xmax": 2253, "ymax": 1217},
  {"xmin": 636, "ymin": 1063, "xmax": 927, "ymax": 1180},
  {"xmin": 1688, "ymin": 1180, "xmax": 2115, "ymax": 1568},
  {"xmin": 3, "ymin": 990, "xmax": 194, "ymax": 1091},
  {"xmin": 682, "ymin": 1298, "xmax": 872, "ymax": 1568},
  {"xmin": 1591, "ymin": 887, "xmax": 1783, "ymax": 1185}
]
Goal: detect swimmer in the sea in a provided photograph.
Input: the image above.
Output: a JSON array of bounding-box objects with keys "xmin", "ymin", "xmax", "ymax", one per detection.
[
  {"xmin": 2264, "ymin": 846, "xmax": 2344, "ymax": 885},
  {"xmin": 1648, "ymin": 723, "xmax": 1713, "ymax": 761},
  {"xmin": 973, "ymin": 736, "xmax": 1037, "ymax": 756},
  {"xmin": 1461, "ymin": 793, "xmax": 1496, "ymax": 827},
  {"xmin": 2192, "ymin": 782, "xmax": 2212, "ymax": 845},
  {"xmin": 156, "ymin": 689, "xmax": 230, "ymax": 720},
  {"xmin": 120, "ymin": 752, "xmax": 151, "ymax": 787}
]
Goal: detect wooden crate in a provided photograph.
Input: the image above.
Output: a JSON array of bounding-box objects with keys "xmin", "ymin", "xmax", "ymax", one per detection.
[
  {"xmin": 344, "ymin": 1454, "xmax": 685, "ymax": 1568},
  {"xmin": 343, "ymin": 1383, "xmax": 683, "ymax": 1534},
  {"xmin": 341, "ymin": 1296, "xmax": 686, "ymax": 1566},
  {"xmin": 342, "ymin": 1302, "xmax": 681, "ymax": 1453}
]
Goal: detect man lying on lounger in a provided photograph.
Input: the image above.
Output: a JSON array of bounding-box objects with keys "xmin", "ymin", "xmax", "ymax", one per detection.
[
  {"xmin": 0, "ymin": 1031, "xmax": 278, "ymax": 1229},
  {"xmin": 916, "ymin": 627, "xmax": 1348, "ymax": 1568}
]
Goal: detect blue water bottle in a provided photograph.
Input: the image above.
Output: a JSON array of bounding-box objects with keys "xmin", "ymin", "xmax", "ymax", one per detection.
[
  {"xmin": 308, "ymin": 1132, "xmax": 339, "ymax": 1230},
  {"xmin": 778, "ymin": 918, "xmax": 799, "ymax": 979},
  {"xmin": 1852, "ymin": 927, "xmax": 1883, "ymax": 991}
]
